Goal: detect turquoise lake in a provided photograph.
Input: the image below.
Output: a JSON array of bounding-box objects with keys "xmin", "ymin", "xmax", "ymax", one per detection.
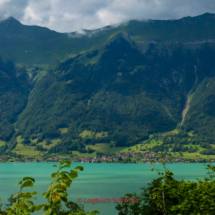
[{"xmin": 0, "ymin": 163, "xmax": 211, "ymax": 214}]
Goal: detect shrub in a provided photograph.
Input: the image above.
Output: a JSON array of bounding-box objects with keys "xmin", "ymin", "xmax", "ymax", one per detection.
[{"xmin": 116, "ymin": 161, "xmax": 215, "ymax": 215}]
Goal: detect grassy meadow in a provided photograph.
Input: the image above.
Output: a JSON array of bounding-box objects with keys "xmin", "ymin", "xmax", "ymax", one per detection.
[
  {"xmin": 121, "ymin": 128, "xmax": 215, "ymax": 160},
  {"xmin": 0, "ymin": 140, "xmax": 5, "ymax": 147},
  {"xmin": 8, "ymin": 127, "xmax": 215, "ymax": 161},
  {"xmin": 12, "ymin": 136, "xmax": 59, "ymax": 158}
]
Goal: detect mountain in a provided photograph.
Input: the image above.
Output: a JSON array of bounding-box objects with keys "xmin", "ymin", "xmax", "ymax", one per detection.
[
  {"xmin": 0, "ymin": 13, "xmax": 215, "ymax": 155},
  {"xmin": 1, "ymin": 13, "xmax": 215, "ymax": 68}
]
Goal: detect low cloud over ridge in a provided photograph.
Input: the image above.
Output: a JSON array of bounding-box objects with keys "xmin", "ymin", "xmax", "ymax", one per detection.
[{"xmin": 0, "ymin": 0, "xmax": 215, "ymax": 32}]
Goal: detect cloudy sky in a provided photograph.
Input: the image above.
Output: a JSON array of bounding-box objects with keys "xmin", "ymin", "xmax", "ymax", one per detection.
[{"xmin": 0, "ymin": 0, "xmax": 215, "ymax": 32}]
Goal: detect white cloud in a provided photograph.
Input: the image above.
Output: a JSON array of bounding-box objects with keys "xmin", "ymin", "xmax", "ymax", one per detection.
[
  {"xmin": 63, "ymin": 13, "xmax": 81, "ymax": 21},
  {"xmin": 0, "ymin": 0, "xmax": 10, "ymax": 4},
  {"xmin": 22, "ymin": 0, "xmax": 52, "ymax": 26},
  {"xmin": 0, "ymin": 0, "xmax": 215, "ymax": 32},
  {"xmin": 23, "ymin": 5, "xmax": 42, "ymax": 23}
]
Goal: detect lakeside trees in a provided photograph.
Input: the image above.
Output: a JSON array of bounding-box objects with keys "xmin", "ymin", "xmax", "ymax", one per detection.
[{"xmin": 116, "ymin": 162, "xmax": 215, "ymax": 215}]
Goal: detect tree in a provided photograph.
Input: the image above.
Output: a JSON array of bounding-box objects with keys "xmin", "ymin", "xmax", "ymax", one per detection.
[
  {"xmin": 116, "ymin": 162, "xmax": 215, "ymax": 215},
  {"xmin": 116, "ymin": 178, "xmax": 163, "ymax": 215},
  {"xmin": 118, "ymin": 156, "xmax": 123, "ymax": 162}
]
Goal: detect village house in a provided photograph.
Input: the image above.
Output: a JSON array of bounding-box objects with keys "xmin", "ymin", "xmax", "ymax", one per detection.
[
  {"xmin": 102, "ymin": 156, "xmax": 107, "ymax": 160},
  {"xmin": 25, "ymin": 157, "xmax": 34, "ymax": 162},
  {"xmin": 0, "ymin": 156, "xmax": 6, "ymax": 161}
]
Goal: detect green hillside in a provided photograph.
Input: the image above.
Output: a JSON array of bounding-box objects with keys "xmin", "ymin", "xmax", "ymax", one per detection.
[
  {"xmin": 0, "ymin": 59, "xmax": 31, "ymax": 141},
  {"xmin": 1, "ymin": 13, "xmax": 215, "ymax": 158}
]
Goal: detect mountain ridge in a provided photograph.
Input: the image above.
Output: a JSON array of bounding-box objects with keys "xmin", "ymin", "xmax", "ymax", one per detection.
[
  {"xmin": 0, "ymin": 13, "xmax": 215, "ymax": 67},
  {"xmin": 0, "ymin": 13, "xmax": 215, "ymax": 157}
]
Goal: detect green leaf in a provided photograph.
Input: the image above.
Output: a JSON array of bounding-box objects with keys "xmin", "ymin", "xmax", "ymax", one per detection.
[
  {"xmin": 36, "ymin": 204, "xmax": 43, "ymax": 211},
  {"xmin": 15, "ymin": 180, "xmax": 23, "ymax": 185},
  {"xmin": 54, "ymin": 184, "xmax": 66, "ymax": 190},
  {"xmin": 48, "ymin": 208, "xmax": 52, "ymax": 215},
  {"xmin": 69, "ymin": 170, "xmax": 78, "ymax": 179},
  {"xmin": 72, "ymin": 211, "xmax": 85, "ymax": 215},
  {"xmin": 60, "ymin": 164, "xmax": 71, "ymax": 169},
  {"xmin": 58, "ymin": 192, "xmax": 67, "ymax": 198},
  {"xmin": 19, "ymin": 192, "xmax": 32, "ymax": 198},
  {"xmin": 31, "ymin": 191, "xmax": 37, "ymax": 195},
  {"xmin": 65, "ymin": 160, "xmax": 71, "ymax": 165},
  {"xmin": 23, "ymin": 177, "xmax": 35, "ymax": 182},
  {"xmin": 27, "ymin": 200, "xmax": 34, "ymax": 205},
  {"xmin": 11, "ymin": 203, "xmax": 17, "ymax": 210},
  {"xmin": 17, "ymin": 202, "xmax": 28, "ymax": 210},
  {"xmin": 60, "ymin": 171, "xmax": 68, "ymax": 174},
  {"xmin": 13, "ymin": 193, "xmax": 19, "ymax": 199},
  {"xmin": 47, "ymin": 184, "xmax": 54, "ymax": 192},
  {"xmin": 75, "ymin": 166, "xmax": 84, "ymax": 171},
  {"xmin": 61, "ymin": 197, "xmax": 68, "ymax": 202},
  {"xmin": 28, "ymin": 205, "xmax": 36, "ymax": 212},
  {"xmin": 51, "ymin": 173, "xmax": 57, "ymax": 178},
  {"xmin": 90, "ymin": 210, "xmax": 100, "ymax": 215},
  {"xmin": 52, "ymin": 165, "xmax": 57, "ymax": 167},
  {"xmin": 60, "ymin": 182, "xmax": 70, "ymax": 188},
  {"xmin": 21, "ymin": 180, "xmax": 34, "ymax": 188}
]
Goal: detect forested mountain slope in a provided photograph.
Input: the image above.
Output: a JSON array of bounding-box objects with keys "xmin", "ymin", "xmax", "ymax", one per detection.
[
  {"xmin": 0, "ymin": 13, "xmax": 215, "ymax": 154},
  {"xmin": 0, "ymin": 59, "xmax": 30, "ymax": 141},
  {"xmin": 15, "ymin": 38, "xmax": 215, "ymax": 152}
]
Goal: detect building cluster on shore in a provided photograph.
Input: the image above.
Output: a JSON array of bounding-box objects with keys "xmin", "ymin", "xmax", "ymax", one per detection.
[
  {"xmin": 0, "ymin": 151, "xmax": 214, "ymax": 163},
  {"xmin": 72, "ymin": 151, "xmax": 213, "ymax": 163}
]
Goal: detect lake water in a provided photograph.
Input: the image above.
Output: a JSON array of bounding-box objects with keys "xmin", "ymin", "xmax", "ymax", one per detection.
[{"xmin": 0, "ymin": 162, "xmax": 211, "ymax": 214}]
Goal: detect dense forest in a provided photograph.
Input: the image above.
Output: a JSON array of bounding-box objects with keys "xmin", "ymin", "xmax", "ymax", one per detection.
[
  {"xmin": 0, "ymin": 13, "xmax": 215, "ymax": 155},
  {"xmin": 14, "ymin": 41, "xmax": 215, "ymax": 154},
  {"xmin": 0, "ymin": 59, "xmax": 31, "ymax": 141}
]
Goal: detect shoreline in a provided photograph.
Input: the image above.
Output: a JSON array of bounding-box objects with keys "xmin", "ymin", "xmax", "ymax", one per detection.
[{"xmin": 0, "ymin": 161, "xmax": 214, "ymax": 164}]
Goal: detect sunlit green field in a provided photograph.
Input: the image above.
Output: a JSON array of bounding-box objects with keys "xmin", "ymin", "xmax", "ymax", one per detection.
[
  {"xmin": 12, "ymin": 135, "xmax": 125, "ymax": 158},
  {"xmin": 37, "ymin": 139, "xmax": 60, "ymax": 149},
  {"xmin": 79, "ymin": 130, "xmax": 108, "ymax": 139},
  {"xmin": 121, "ymin": 139, "xmax": 163, "ymax": 152},
  {"xmin": 0, "ymin": 140, "xmax": 5, "ymax": 147},
  {"xmin": 9, "ymin": 127, "xmax": 215, "ymax": 161},
  {"xmin": 72, "ymin": 143, "xmax": 126, "ymax": 158},
  {"xmin": 122, "ymin": 139, "xmax": 215, "ymax": 160},
  {"xmin": 120, "ymin": 127, "xmax": 215, "ymax": 160},
  {"xmin": 171, "ymin": 152, "xmax": 215, "ymax": 160},
  {"xmin": 12, "ymin": 136, "xmax": 59, "ymax": 158},
  {"xmin": 161, "ymin": 129, "xmax": 179, "ymax": 136},
  {"xmin": 88, "ymin": 143, "xmax": 125, "ymax": 153},
  {"xmin": 59, "ymin": 128, "xmax": 68, "ymax": 134},
  {"xmin": 12, "ymin": 143, "xmax": 41, "ymax": 157}
]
